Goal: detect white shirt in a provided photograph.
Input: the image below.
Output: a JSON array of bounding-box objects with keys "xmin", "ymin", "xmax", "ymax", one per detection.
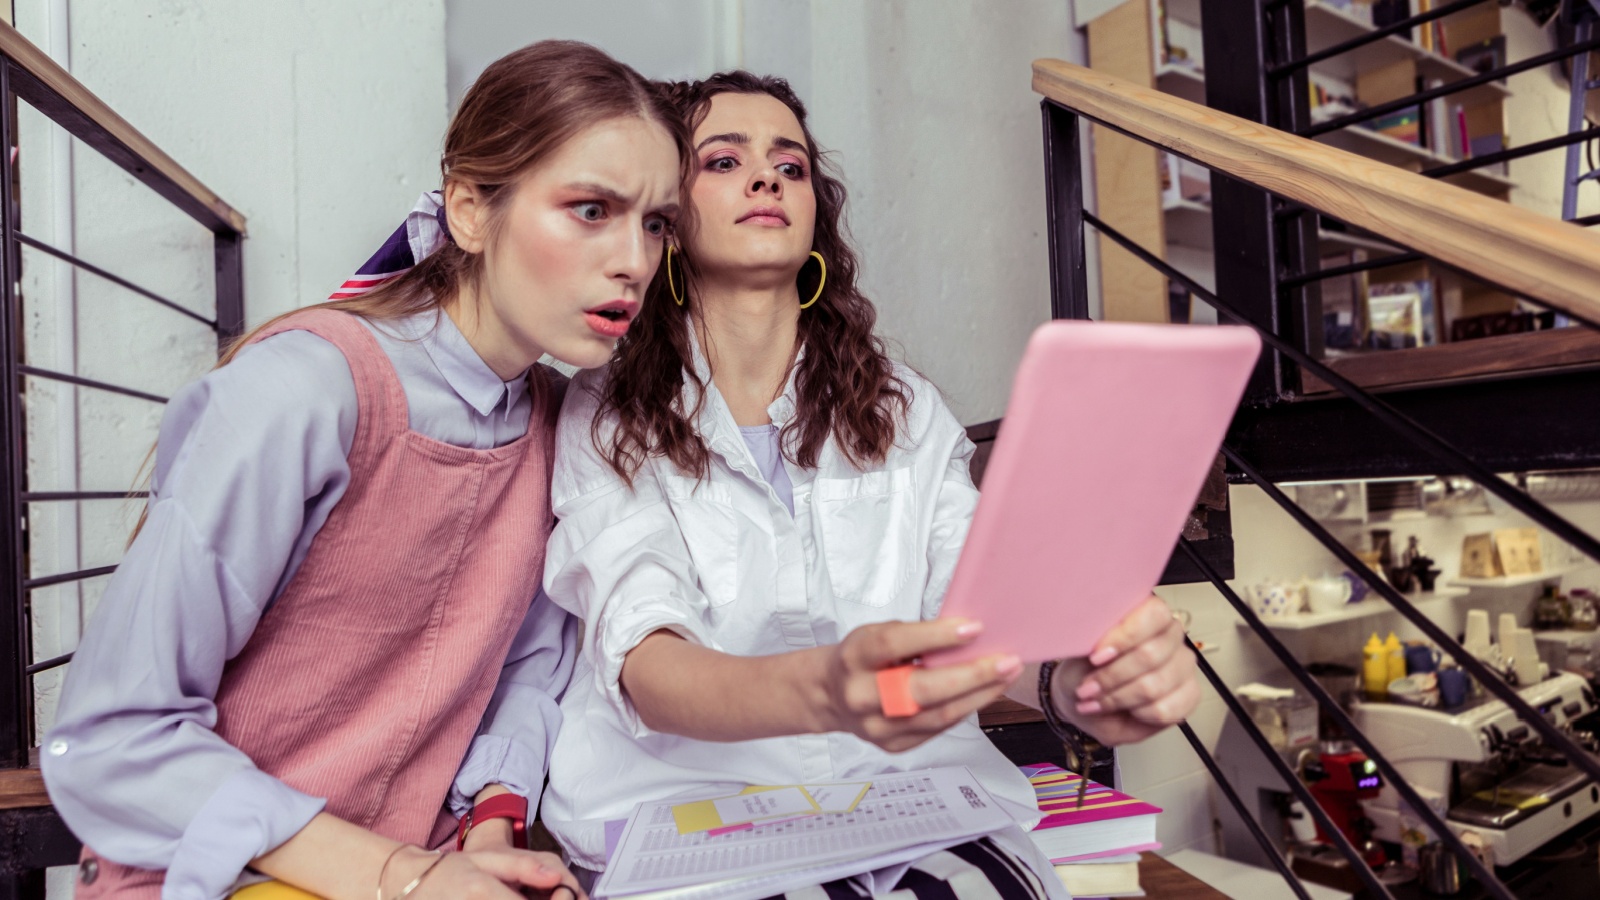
[{"xmin": 538, "ymin": 338, "xmax": 1053, "ymax": 886}]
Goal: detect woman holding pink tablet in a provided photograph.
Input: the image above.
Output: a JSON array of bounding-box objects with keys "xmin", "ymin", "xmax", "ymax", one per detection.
[{"xmin": 499, "ymin": 72, "xmax": 1198, "ymax": 898}]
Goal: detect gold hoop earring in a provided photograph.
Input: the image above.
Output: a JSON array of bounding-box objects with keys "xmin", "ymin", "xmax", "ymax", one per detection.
[
  {"xmin": 799, "ymin": 251, "xmax": 826, "ymax": 310},
  {"xmin": 667, "ymin": 245, "xmax": 684, "ymax": 307}
]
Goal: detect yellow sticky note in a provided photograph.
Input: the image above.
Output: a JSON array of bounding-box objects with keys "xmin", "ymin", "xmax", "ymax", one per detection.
[{"xmin": 672, "ymin": 785, "xmax": 820, "ymax": 834}]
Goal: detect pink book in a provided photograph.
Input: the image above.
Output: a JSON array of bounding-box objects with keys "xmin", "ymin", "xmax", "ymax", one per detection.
[{"xmin": 1021, "ymin": 763, "xmax": 1162, "ymax": 863}]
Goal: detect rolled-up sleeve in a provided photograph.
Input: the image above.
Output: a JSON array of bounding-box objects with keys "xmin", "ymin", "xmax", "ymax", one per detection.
[
  {"xmin": 542, "ymin": 370, "xmax": 718, "ymax": 738},
  {"xmin": 40, "ymin": 332, "xmax": 356, "ymax": 900},
  {"xmin": 448, "ymin": 588, "xmax": 578, "ymax": 815}
]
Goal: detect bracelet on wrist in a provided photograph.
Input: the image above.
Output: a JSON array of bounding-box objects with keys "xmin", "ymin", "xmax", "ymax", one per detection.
[
  {"xmin": 378, "ymin": 846, "xmax": 444, "ymax": 900},
  {"xmin": 1038, "ymin": 660, "xmax": 1093, "ymax": 808},
  {"xmin": 457, "ymin": 792, "xmax": 529, "ymax": 851}
]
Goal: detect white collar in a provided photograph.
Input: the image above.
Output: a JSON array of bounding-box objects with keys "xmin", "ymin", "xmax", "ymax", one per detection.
[{"xmin": 394, "ymin": 310, "xmax": 526, "ymax": 419}]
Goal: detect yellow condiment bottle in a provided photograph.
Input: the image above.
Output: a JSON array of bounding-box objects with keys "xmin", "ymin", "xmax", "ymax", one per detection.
[
  {"xmin": 1385, "ymin": 631, "xmax": 1406, "ymax": 687},
  {"xmin": 1363, "ymin": 633, "xmax": 1388, "ymax": 700}
]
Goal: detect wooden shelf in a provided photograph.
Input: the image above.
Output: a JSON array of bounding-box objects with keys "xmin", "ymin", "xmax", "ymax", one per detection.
[
  {"xmin": 1314, "ymin": 126, "xmax": 1514, "ymax": 195},
  {"xmin": 0, "ymin": 768, "xmax": 49, "ymax": 810},
  {"xmin": 1449, "ymin": 565, "xmax": 1580, "ymax": 589},
  {"xmin": 1300, "ymin": 327, "xmax": 1600, "ymax": 394},
  {"xmin": 1235, "ymin": 588, "xmax": 1469, "ymax": 631},
  {"xmin": 1163, "ymin": 196, "xmax": 1212, "ymax": 250},
  {"xmin": 1156, "ymin": 62, "xmax": 1206, "ymax": 104},
  {"xmin": 1317, "ymin": 228, "xmax": 1406, "ymax": 254},
  {"xmin": 1303, "ymin": 0, "xmax": 1512, "ymax": 109}
]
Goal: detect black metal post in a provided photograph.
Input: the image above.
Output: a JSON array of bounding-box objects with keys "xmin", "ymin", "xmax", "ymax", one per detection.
[
  {"xmin": 1042, "ymin": 101, "xmax": 1089, "ymax": 321},
  {"xmin": 1189, "ymin": 635, "xmax": 1397, "ymax": 899},
  {"xmin": 0, "ymin": 61, "xmax": 29, "ymax": 769},
  {"xmin": 1203, "ymin": 0, "xmax": 1289, "ymax": 403},
  {"xmin": 1267, "ymin": 0, "xmax": 1325, "ymax": 376},
  {"xmin": 214, "ymin": 230, "xmax": 245, "ymax": 351},
  {"xmin": 1177, "ymin": 718, "xmax": 1314, "ymax": 900}
]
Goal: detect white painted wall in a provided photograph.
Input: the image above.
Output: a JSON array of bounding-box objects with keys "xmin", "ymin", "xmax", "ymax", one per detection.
[
  {"xmin": 445, "ymin": 0, "xmax": 1083, "ymax": 423},
  {"xmin": 9, "ymin": 3, "xmax": 447, "ymax": 893}
]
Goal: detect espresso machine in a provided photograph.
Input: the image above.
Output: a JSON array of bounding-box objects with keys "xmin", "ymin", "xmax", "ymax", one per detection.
[
  {"xmin": 1352, "ymin": 671, "xmax": 1600, "ymax": 865},
  {"xmin": 1304, "ymin": 744, "xmax": 1387, "ymax": 866}
]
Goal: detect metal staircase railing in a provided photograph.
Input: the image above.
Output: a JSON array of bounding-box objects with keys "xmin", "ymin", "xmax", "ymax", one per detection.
[
  {"xmin": 0, "ymin": 19, "xmax": 245, "ymax": 894},
  {"xmin": 1035, "ymin": 28, "xmax": 1600, "ymax": 897}
]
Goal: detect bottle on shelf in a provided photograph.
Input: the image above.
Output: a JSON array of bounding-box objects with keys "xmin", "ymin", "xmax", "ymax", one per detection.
[
  {"xmin": 1364, "ymin": 633, "xmax": 1389, "ymax": 700},
  {"xmin": 1384, "ymin": 632, "xmax": 1406, "ymax": 687}
]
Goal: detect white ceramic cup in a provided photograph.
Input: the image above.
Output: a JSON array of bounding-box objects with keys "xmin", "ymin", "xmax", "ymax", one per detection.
[
  {"xmin": 1389, "ymin": 676, "xmax": 1425, "ymax": 705},
  {"xmin": 1464, "ymin": 609, "xmax": 1492, "ymax": 656},
  {"xmin": 1512, "ymin": 628, "xmax": 1541, "ymax": 687},
  {"xmin": 1305, "ymin": 575, "xmax": 1354, "ymax": 614},
  {"xmin": 1499, "ymin": 613, "xmax": 1521, "ymax": 651},
  {"xmin": 1253, "ymin": 581, "xmax": 1305, "ymax": 620}
]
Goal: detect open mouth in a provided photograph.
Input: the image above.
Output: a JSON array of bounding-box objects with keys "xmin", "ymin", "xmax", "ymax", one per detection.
[{"xmin": 585, "ymin": 301, "xmax": 637, "ymax": 338}]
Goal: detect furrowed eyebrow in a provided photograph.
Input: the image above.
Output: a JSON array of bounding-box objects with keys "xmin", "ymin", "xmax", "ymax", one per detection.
[
  {"xmin": 696, "ymin": 132, "xmax": 749, "ymax": 152},
  {"xmin": 773, "ymin": 137, "xmax": 808, "ymax": 154},
  {"xmin": 566, "ymin": 182, "xmax": 631, "ymax": 204}
]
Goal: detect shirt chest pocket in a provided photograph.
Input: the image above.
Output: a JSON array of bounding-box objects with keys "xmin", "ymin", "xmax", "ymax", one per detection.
[
  {"xmin": 815, "ymin": 468, "xmax": 919, "ymax": 607},
  {"xmin": 661, "ymin": 475, "xmax": 745, "ymax": 608}
]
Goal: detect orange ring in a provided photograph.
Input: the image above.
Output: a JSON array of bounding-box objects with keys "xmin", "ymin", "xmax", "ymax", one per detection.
[{"xmin": 876, "ymin": 665, "xmax": 921, "ymax": 718}]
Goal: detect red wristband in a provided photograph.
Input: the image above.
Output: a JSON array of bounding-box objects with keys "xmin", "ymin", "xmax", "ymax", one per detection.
[{"xmin": 457, "ymin": 792, "xmax": 528, "ymax": 851}]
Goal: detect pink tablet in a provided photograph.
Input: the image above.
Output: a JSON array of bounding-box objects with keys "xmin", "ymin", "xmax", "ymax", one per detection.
[{"xmin": 924, "ymin": 320, "xmax": 1260, "ymax": 667}]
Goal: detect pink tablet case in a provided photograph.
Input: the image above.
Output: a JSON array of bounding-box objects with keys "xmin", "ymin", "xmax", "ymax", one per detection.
[{"xmin": 925, "ymin": 320, "xmax": 1260, "ymax": 666}]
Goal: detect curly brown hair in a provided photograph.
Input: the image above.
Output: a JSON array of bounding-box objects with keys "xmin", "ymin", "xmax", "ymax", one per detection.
[{"xmin": 598, "ymin": 71, "xmax": 909, "ymax": 483}]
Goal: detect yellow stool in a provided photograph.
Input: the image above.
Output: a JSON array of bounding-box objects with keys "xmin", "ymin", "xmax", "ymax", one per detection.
[{"xmin": 231, "ymin": 882, "xmax": 322, "ymax": 900}]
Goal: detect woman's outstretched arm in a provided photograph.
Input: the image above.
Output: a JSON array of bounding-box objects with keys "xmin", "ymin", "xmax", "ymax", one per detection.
[{"xmin": 621, "ymin": 618, "xmax": 1020, "ymax": 752}]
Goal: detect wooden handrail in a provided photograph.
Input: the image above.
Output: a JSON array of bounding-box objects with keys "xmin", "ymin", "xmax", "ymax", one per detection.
[
  {"xmin": 1032, "ymin": 58, "xmax": 1600, "ymax": 327},
  {"xmin": 0, "ymin": 20, "xmax": 246, "ymax": 236}
]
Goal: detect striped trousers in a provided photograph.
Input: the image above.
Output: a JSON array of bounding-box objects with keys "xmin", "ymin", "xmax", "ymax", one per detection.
[{"xmin": 767, "ymin": 838, "xmax": 1053, "ymax": 900}]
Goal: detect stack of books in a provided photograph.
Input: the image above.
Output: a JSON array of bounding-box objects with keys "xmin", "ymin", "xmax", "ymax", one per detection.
[{"xmin": 1020, "ymin": 763, "xmax": 1163, "ymax": 899}]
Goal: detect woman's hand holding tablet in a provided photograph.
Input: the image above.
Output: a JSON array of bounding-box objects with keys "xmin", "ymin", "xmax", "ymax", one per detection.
[
  {"xmin": 822, "ymin": 618, "xmax": 1022, "ymax": 752},
  {"xmin": 1043, "ymin": 594, "xmax": 1201, "ymax": 745}
]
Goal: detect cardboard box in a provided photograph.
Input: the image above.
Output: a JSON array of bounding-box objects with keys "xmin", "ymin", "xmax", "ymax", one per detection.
[{"xmin": 1461, "ymin": 533, "xmax": 1501, "ymax": 578}]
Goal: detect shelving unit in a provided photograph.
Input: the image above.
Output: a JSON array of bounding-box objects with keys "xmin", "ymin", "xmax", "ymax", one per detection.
[
  {"xmin": 1449, "ymin": 565, "xmax": 1580, "ymax": 589},
  {"xmin": 1316, "ymin": 227, "xmax": 1405, "ymax": 255},
  {"xmin": 1313, "ymin": 126, "xmax": 1515, "ymax": 194},
  {"xmin": 1153, "ymin": 0, "xmax": 1515, "ymax": 276},
  {"xmin": 1155, "ymin": 62, "xmax": 1205, "ymax": 104},
  {"xmin": 1163, "ymin": 196, "xmax": 1212, "ymax": 250},
  {"xmin": 1234, "ymin": 588, "xmax": 1470, "ymax": 631},
  {"xmin": 1303, "ymin": 0, "xmax": 1511, "ymax": 109}
]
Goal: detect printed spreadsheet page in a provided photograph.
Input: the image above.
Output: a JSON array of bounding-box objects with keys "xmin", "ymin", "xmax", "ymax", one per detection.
[{"xmin": 595, "ymin": 766, "xmax": 1017, "ymax": 900}]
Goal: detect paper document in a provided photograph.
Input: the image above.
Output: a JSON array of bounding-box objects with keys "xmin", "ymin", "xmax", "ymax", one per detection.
[
  {"xmin": 596, "ymin": 766, "xmax": 1016, "ymax": 900},
  {"xmin": 675, "ymin": 786, "xmax": 822, "ymax": 834}
]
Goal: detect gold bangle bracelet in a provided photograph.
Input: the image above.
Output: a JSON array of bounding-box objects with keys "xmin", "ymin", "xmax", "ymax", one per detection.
[{"xmin": 377, "ymin": 846, "xmax": 444, "ymax": 900}]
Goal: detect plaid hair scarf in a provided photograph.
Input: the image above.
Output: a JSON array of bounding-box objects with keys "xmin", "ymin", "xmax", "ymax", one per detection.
[{"xmin": 330, "ymin": 191, "xmax": 451, "ymax": 300}]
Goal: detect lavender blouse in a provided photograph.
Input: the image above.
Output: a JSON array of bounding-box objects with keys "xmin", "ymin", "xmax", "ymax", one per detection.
[{"xmin": 40, "ymin": 311, "xmax": 577, "ymax": 900}]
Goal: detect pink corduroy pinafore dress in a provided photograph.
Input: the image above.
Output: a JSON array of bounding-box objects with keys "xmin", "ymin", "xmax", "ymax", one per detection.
[{"xmin": 75, "ymin": 309, "xmax": 561, "ymax": 898}]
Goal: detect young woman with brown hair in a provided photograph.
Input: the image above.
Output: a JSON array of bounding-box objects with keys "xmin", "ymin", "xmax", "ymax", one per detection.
[
  {"xmin": 41, "ymin": 41, "xmax": 685, "ymax": 900},
  {"xmin": 506, "ymin": 72, "xmax": 1201, "ymax": 898}
]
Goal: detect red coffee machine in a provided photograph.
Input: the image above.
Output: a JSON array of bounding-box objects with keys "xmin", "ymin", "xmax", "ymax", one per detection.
[{"xmin": 1304, "ymin": 742, "xmax": 1387, "ymax": 867}]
